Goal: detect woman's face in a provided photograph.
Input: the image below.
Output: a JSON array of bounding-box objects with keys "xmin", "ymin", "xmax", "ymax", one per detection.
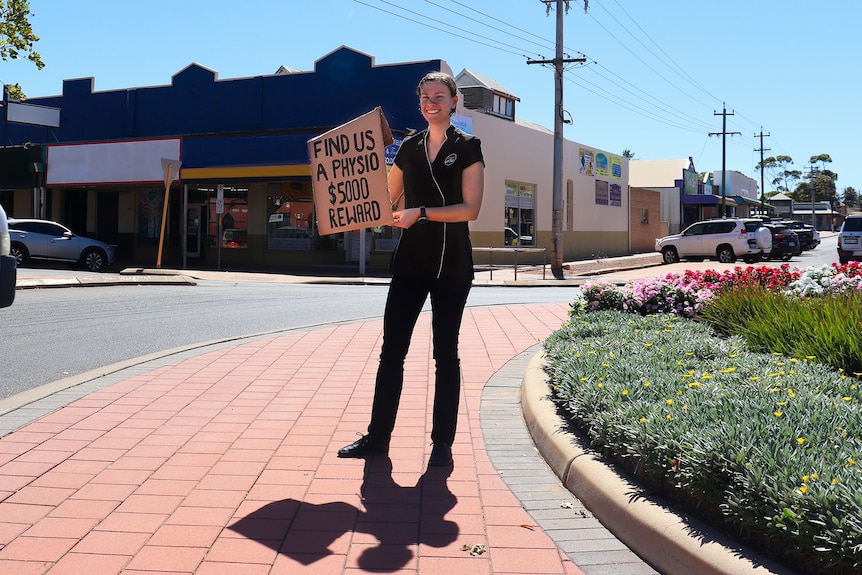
[{"xmin": 419, "ymin": 80, "xmax": 457, "ymax": 125}]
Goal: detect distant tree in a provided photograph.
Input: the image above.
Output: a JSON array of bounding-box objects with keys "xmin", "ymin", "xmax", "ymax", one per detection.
[
  {"xmin": 1, "ymin": 0, "xmax": 43, "ymax": 100},
  {"xmin": 622, "ymin": 149, "xmax": 635, "ymax": 159},
  {"xmin": 794, "ymin": 153, "xmax": 838, "ymax": 206},
  {"xmin": 755, "ymin": 155, "xmax": 800, "ymax": 195},
  {"xmin": 842, "ymin": 186, "xmax": 859, "ymax": 209}
]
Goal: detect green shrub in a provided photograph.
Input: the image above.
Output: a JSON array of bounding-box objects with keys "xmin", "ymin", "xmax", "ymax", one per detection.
[
  {"xmin": 701, "ymin": 288, "xmax": 862, "ymax": 376},
  {"xmin": 544, "ymin": 311, "xmax": 862, "ymax": 574}
]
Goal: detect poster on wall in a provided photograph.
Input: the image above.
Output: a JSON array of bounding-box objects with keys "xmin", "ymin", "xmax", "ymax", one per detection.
[
  {"xmin": 308, "ymin": 107, "xmax": 395, "ymax": 235},
  {"xmin": 579, "ymin": 148, "xmax": 594, "ymax": 176},
  {"xmin": 595, "ymin": 180, "xmax": 609, "ymax": 205},
  {"xmin": 594, "ymin": 152, "xmax": 624, "ymax": 179},
  {"xmin": 610, "ymin": 183, "xmax": 622, "ymax": 207}
]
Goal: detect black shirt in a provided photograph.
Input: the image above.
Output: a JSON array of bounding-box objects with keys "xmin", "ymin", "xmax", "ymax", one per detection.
[{"xmin": 390, "ymin": 125, "xmax": 484, "ymax": 280}]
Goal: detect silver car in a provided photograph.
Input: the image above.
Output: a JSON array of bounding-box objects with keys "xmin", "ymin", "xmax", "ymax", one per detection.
[{"xmin": 9, "ymin": 218, "xmax": 115, "ymax": 272}]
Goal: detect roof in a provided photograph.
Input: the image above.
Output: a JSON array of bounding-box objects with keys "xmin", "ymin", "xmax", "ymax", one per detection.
[
  {"xmin": 629, "ymin": 159, "xmax": 692, "ymax": 188},
  {"xmin": 455, "ymin": 69, "xmax": 520, "ymax": 101}
]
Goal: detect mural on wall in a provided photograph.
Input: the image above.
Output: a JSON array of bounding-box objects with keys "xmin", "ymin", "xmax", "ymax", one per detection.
[{"xmin": 579, "ymin": 148, "xmax": 594, "ymax": 175}]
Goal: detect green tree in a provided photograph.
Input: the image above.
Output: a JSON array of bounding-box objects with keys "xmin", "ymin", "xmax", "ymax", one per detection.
[
  {"xmin": 754, "ymin": 155, "xmax": 800, "ymax": 195},
  {"xmin": 622, "ymin": 149, "xmax": 635, "ymax": 159},
  {"xmin": 1, "ymin": 0, "xmax": 43, "ymax": 100},
  {"xmin": 842, "ymin": 186, "xmax": 859, "ymax": 209},
  {"xmin": 794, "ymin": 154, "xmax": 838, "ymax": 207}
]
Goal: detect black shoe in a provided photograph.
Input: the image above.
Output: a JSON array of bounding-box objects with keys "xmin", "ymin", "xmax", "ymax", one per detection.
[
  {"xmin": 338, "ymin": 435, "xmax": 389, "ymax": 458},
  {"xmin": 428, "ymin": 443, "xmax": 452, "ymax": 467}
]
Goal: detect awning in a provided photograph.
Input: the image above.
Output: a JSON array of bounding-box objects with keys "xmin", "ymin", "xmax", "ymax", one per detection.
[
  {"xmin": 732, "ymin": 196, "xmax": 768, "ymax": 206},
  {"xmin": 681, "ymin": 194, "xmax": 739, "ymax": 206}
]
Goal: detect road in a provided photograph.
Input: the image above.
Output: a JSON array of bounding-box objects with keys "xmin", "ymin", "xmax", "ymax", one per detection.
[{"xmin": 1, "ymin": 234, "xmax": 837, "ymax": 401}]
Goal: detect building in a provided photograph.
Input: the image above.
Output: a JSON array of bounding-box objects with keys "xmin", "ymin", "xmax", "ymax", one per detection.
[{"xmin": 1, "ymin": 47, "xmax": 629, "ymax": 271}]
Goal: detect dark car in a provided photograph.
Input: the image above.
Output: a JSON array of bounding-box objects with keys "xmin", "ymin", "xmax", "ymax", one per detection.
[
  {"xmin": 8, "ymin": 218, "xmax": 115, "ymax": 272},
  {"xmin": 783, "ymin": 220, "xmax": 820, "ymax": 250},
  {"xmin": 762, "ymin": 223, "xmax": 800, "ymax": 261}
]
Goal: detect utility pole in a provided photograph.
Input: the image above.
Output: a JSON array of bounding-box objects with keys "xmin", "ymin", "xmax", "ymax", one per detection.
[
  {"xmin": 754, "ymin": 127, "xmax": 770, "ymax": 216},
  {"xmin": 529, "ymin": 0, "xmax": 585, "ymax": 279},
  {"xmin": 808, "ymin": 162, "xmax": 819, "ymax": 230},
  {"xmin": 709, "ymin": 104, "xmax": 740, "ymax": 218}
]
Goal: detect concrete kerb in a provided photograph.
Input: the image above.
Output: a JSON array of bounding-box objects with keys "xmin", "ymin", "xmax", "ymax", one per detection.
[{"xmin": 520, "ymin": 351, "xmax": 795, "ymax": 575}]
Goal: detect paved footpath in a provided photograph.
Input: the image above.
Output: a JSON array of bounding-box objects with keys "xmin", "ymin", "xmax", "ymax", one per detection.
[{"xmin": 0, "ymin": 302, "xmax": 660, "ymax": 575}]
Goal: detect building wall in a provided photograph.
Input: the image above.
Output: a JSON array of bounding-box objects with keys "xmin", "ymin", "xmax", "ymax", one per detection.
[
  {"xmin": 465, "ymin": 109, "xmax": 630, "ymax": 261},
  {"xmin": 630, "ymin": 187, "xmax": 665, "ymax": 253}
]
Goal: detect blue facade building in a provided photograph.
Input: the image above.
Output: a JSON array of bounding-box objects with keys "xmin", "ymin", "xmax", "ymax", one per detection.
[{"xmin": 1, "ymin": 47, "xmax": 444, "ymax": 270}]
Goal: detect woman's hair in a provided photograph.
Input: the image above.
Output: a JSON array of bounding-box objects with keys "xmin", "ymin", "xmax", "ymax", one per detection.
[{"xmin": 417, "ymin": 72, "xmax": 458, "ymax": 116}]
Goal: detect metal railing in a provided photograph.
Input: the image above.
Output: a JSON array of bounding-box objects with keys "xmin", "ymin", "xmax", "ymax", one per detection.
[{"xmin": 472, "ymin": 247, "xmax": 547, "ymax": 280}]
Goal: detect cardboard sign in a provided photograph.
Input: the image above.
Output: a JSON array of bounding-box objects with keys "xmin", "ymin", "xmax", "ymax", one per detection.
[{"xmin": 308, "ymin": 107, "xmax": 395, "ymax": 235}]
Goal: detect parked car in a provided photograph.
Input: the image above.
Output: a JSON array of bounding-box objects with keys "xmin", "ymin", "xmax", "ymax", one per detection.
[
  {"xmin": 0, "ymin": 204, "xmax": 15, "ymax": 308},
  {"xmin": 783, "ymin": 220, "xmax": 820, "ymax": 250},
  {"xmin": 655, "ymin": 218, "xmax": 771, "ymax": 264},
  {"xmin": 504, "ymin": 227, "xmax": 533, "ymax": 246},
  {"xmin": 8, "ymin": 219, "xmax": 115, "ymax": 272},
  {"xmin": 837, "ymin": 214, "xmax": 862, "ymax": 264},
  {"xmin": 761, "ymin": 222, "xmax": 801, "ymax": 261}
]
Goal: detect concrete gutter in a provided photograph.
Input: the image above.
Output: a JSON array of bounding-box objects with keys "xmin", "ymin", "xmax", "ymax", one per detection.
[{"xmin": 521, "ymin": 351, "xmax": 795, "ymax": 575}]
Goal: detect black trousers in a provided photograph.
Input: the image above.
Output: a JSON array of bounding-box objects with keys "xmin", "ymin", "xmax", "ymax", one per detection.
[{"xmin": 367, "ymin": 274, "xmax": 472, "ymax": 446}]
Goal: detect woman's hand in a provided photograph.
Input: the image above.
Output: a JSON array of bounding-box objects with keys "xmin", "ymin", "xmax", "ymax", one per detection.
[{"xmin": 392, "ymin": 207, "xmax": 421, "ymax": 228}]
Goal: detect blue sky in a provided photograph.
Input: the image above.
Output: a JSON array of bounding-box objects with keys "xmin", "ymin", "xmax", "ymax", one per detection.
[{"xmin": 3, "ymin": 0, "xmax": 859, "ymax": 196}]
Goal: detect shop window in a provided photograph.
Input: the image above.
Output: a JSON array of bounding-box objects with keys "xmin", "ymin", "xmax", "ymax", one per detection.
[
  {"xmin": 267, "ymin": 182, "xmax": 314, "ymax": 251},
  {"xmin": 204, "ymin": 186, "xmax": 248, "ymax": 248},
  {"xmin": 504, "ymin": 180, "xmax": 535, "ymax": 246}
]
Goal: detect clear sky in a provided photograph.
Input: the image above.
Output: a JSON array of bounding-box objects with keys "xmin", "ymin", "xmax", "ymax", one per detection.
[{"xmin": 3, "ymin": 0, "xmax": 858, "ymax": 196}]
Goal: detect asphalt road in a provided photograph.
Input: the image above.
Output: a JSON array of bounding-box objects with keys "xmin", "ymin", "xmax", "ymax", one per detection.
[
  {"xmin": 0, "ymin": 280, "xmax": 581, "ymax": 400},
  {"xmin": 2, "ymin": 234, "xmax": 837, "ymax": 401}
]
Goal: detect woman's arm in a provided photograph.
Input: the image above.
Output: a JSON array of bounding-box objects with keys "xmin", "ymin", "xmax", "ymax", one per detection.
[{"xmin": 392, "ymin": 161, "xmax": 484, "ymax": 227}]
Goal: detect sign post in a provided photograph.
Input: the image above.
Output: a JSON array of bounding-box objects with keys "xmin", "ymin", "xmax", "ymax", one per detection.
[{"xmin": 156, "ymin": 158, "xmax": 181, "ymax": 268}]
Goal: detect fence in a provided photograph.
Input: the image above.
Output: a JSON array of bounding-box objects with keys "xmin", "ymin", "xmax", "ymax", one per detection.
[{"xmin": 472, "ymin": 247, "xmax": 547, "ymax": 280}]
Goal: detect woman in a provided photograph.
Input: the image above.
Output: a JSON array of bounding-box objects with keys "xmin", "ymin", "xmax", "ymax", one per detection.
[{"xmin": 338, "ymin": 71, "xmax": 484, "ymax": 467}]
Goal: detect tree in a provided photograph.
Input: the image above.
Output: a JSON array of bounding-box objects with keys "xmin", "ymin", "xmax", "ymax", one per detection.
[
  {"xmin": 1, "ymin": 0, "xmax": 43, "ymax": 100},
  {"xmin": 754, "ymin": 155, "xmax": 800, "ymax": 195},
  {"xmin": 794, "ymin": 153, "xmax": 839, "ymax": 207},
  {"xmin": 842, "ymin": 186, "xmax": 859, "ymax": 209},
  {"xmin": 622, "ymin": 149, "xmax": 635, "ymax": 159}
]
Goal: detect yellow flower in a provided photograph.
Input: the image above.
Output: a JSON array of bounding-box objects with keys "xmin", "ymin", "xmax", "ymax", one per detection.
[
  {"xmin": 580, "ymin": 377, "xmax": 588, "ymax": 381},
  {"xmin": 666, "ymin": 399, "xmax": 674, "ymax": 405},
  {"xmin": 688, "ymin": 382, "xmax": 701, "ymax": 388},
  {"xmin": 847, "ymin": 458, "xmax": 856, "ymax": 466},
  {"xmin": 602, "ymin": 363, "xmax": 610, "ymax": 367},
  {"xmin": 787, "ymin": 389, "xmax": 796, "ymax": 399},
  {"xmin": 702, "ymin": 374, "xmax": 712, "ymax": 379},
  {"xmin": 811, "ymin": 473, "xmax": 819, "ymax": 480},
  {"xmin": 597, "ymin": 383, "xmax": 604, "ymax": 389},
  {"xmin": 639, "ymin": 417, "xmax": 646, "ymax": 424},
  {"xmin": 797, "ymin": 438, "xmax": 806, "ymax": 445},
  {"xmin": 802, "ymin": 475, "xmax": 810, "ymax": 482},
  {"xmin": 729, "ymin": 353, "xmax": 738, "ymax": 358},
  {"xmin": 621, "ymin": 389, "xmax": 629, "ymax": 396},
  {"xmin": 643, "ymin": 343, "xmax": 653, "ymax": 347},
  {"xmin": 666, "ymin": 414, "xmax": 672, "ymax": 420},
  {"xmin": 799, "ymin": 485, "xmax": 808, "ymax": 494},
  {"xmin": 773, "ymin": 411, "xmax": 783, "ymax": 417},
  {"xmin": 719, "ymin": 367, "xmax": 736, "ymax": 373},
  {"xmin": 682, "ymin": 404, "xmax": 689, "ymax": 411},
  {"xmin": 643, "ymin": 381, "xmax": 651, "ymax": 387},
  {"xmin": 749, "ymin": 376, "xmax": 761, "ymax": 381},
  {"xmin": 832, "ymin": 478, "xmax": 840, "ymax": 485}
]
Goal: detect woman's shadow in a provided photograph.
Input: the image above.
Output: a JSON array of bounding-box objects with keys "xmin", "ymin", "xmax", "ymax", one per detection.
[{"xmin": 228, "ymin": 456, "xmax": 458, "ymax": 571}]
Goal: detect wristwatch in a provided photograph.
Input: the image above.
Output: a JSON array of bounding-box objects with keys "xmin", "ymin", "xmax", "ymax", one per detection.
[{"xmin": 418, "ymin": 206, "xmax": 428, "ymax": 224}]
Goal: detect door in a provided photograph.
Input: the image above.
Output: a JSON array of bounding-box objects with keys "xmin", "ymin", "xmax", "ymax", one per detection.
[{"xmin": 185, "ymin": 205, "xmax": 203, "ymax": 257}]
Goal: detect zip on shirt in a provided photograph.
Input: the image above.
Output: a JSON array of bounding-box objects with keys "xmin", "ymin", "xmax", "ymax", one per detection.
[{"xmin": 424, "ymin": 129, "xmax": 449, "ymax": 279}]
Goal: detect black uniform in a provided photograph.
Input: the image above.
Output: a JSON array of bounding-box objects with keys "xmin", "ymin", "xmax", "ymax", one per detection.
[{"xmin": 367, "ymin": 124, "xmax": 484, "ymax": 448}]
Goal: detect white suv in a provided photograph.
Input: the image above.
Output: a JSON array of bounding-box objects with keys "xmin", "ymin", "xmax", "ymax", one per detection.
[
  {"xmin": 656, "ymin": 218, "xmax": 771, "ymax": 264},
  {"xmin": 837, "ymin": 214, "xmax": 862, "ymax": 264}
]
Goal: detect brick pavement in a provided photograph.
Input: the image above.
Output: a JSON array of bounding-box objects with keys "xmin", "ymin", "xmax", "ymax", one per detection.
[{"xmin": 0, "ymin": 303, "xmax": 662, "ymax": 574}]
